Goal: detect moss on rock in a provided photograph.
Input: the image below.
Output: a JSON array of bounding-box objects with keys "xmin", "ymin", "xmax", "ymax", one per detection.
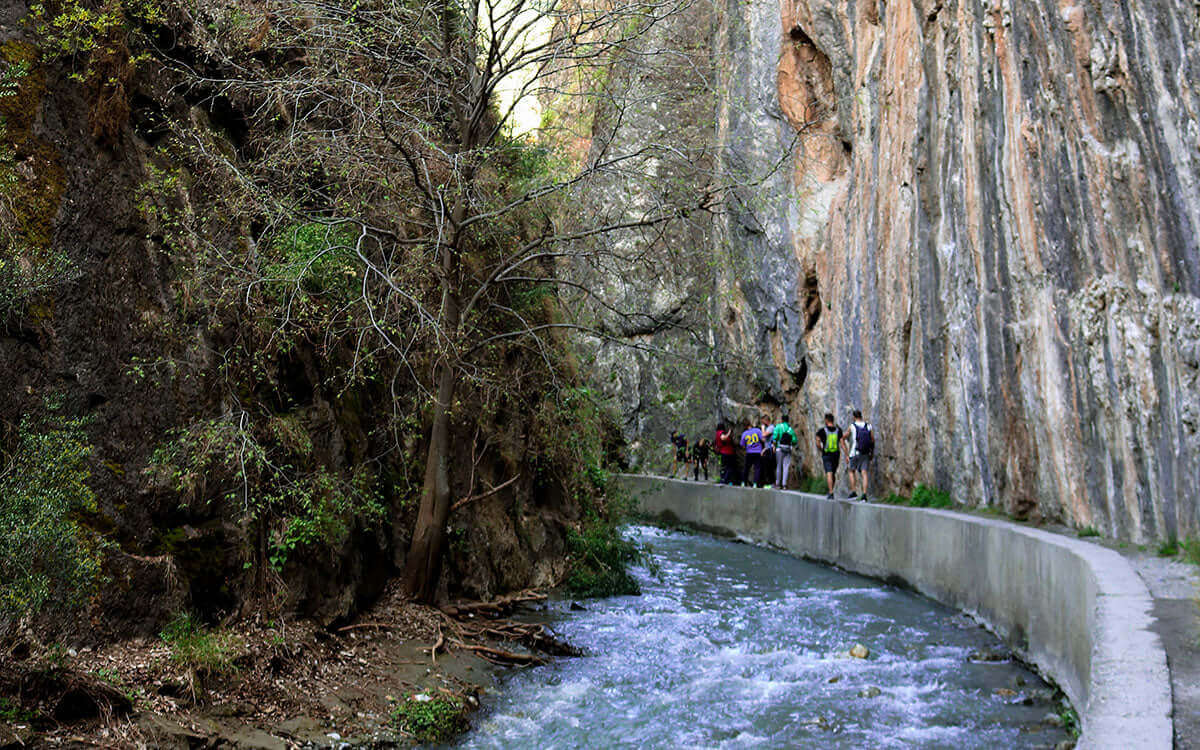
[{"xmin": 0, "ymin": 39, "xmax": 68, "ymax": 313}]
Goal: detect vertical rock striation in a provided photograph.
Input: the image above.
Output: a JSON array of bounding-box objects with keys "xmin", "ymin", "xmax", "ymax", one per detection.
[{"xmin": 714, "ymin": 0, "xmax": 1200, "ymax": 539}]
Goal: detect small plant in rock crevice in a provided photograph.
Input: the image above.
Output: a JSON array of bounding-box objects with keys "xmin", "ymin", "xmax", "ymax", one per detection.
[
  {"xmin": 1158, "ymin": 539, "xmax": 1181, "ymax": 557},
  {"xmin": 909, "ymin": 483, "xmax": 953, "ymax": 508},
  {"xmin": 1076, "ymin": 526, "xmax": 1100, "ymax": 538},
  {"xmin": 879, "ymin": 485, "xmax": 954, "ymax": 509},
  {"xmin": 796, "ymin": 473, "xmax": 828, "ymax": 495},
  {"xmin": 1057, "ymin": 696, "xmax": 1081, "ymax": 739}
]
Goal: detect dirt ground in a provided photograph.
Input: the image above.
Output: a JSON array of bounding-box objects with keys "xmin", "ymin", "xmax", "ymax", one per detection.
[{"xmin": 0, "ymin": 582, "xmax": 543, "ymax": 748}]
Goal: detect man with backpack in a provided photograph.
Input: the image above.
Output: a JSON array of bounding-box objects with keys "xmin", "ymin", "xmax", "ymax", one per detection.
[
  {"xmin": 772, "ymin": 414, "xmax": 798, "ymax": 489},
  {"xmin": 844, "ymin": 410, "xmax": 875, "ymax": 501},
  {"xmin": 815, "ymin": 413, "xmax": 841, "ymax": 500}
]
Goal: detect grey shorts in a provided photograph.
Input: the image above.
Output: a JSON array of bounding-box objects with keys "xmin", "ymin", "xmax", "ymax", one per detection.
[
  {"xmin": 849, "ymin": 454, "xmax": 871, "ymax": 471},
  {"xmin": 821, "ymin": 454, "xmax": 839, "ymax": 474}
]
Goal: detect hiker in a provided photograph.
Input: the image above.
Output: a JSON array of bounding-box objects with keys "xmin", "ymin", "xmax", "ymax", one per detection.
[
  {"xmin": 844, "ymin": 409, "xmax": 875, "ymax": 501},
  {"xmin": 715, "ymin": 422, "xmax": 737, "ymax": 484},
  {"xmin": 759, "ymin": 416, "xmax": 776, "ymax": 488},
  {"xmin": 741, "ymin": 420, "xmax": 765, "ymax": 488},
  {"xmin": 815, "ymin": 412, "xmax": 841, "ymax": 500},
  {"xmin": 772, "ymin": 413, "xmax": 798, "ymax": 489},
  {"xmin": 693, "ymin": 438, "xmax": 711, "ymax": 482},
  {"xmin": 670, "ymin": 429, "xmax": 689, "ymax": 479}
]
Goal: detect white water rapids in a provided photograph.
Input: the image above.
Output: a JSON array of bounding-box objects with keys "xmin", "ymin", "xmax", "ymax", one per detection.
[{"xmin": 460, "ymin": 525, "xmax": 1071, "ymax": 749}]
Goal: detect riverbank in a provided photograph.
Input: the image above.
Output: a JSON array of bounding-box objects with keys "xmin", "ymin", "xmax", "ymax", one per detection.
[
  {"xmin": 1, "ymin": 583, "xmax": 517, "ymax": 748},
  {"xmin": 619, "ymin": 475, "xmax": 1174, "ymax": 749}
]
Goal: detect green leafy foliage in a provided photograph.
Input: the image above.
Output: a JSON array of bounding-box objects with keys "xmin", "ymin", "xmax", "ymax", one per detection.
[
  {"xmin": 796, "ymin": 473, "xmax": 829, "ymax": 495},
  {"xmin": 527, "ymin": 386, "xmax": 642, "ymax": 597},
  {"xmin": 1057, "ymin": 696, "xmax": 1080, "ymax": 739},
  {"xmin": 0, "ymin": 406, "xmax": 103, "ymax": 630},
  {"xmin": 263, "ymin": 222, "xmax": 362, "ymax": 307},
  {"xmin": 879, "ymin": 485, "xmax": 954, "ymax": 509},
  {"xmin": 392, "ymin": 695, "xmax": 468, "ymax": 744},
  {"xmin": 909, "ymin": 483, "xmax": 953, "ymax": 509},
  {"xmin": 149, "ymin": 415, "xmax": 386, "ymax": 572},
  {"xmin": 565, "ymin": 517, "xmax": 642, "ymax": 598},
  {"xmin": 0, "ymin": 696, "xmax": 35, "ymax": 723},
  {"xmin": 159, "ymin": 613, "xmax": 241, "ymax": 676},
  {"xmin": 1157, "ymin": 537, "xmax": 1200, "ymax": 566},
  {"xmin": 530, "ymin": 386, "xmax": 616, "ymax": 504},
  {"xmin": 1181, "ymin": 538, "xmax": 1200, "ymax": 567},
  {"xmin": 24, "ymin": 0, "xmax": 161, "ymax": 79},
  {"xmin": 1076, "ymin": 526, "xmax": 1100, "ymax": 538}
]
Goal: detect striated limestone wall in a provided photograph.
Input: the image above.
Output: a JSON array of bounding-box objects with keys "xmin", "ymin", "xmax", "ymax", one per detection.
[{"xmin": 708, "ymin": 0, "xmax": 1200, "ymax": 540}]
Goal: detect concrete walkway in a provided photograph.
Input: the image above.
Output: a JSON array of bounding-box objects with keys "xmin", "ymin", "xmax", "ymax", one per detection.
[
  {"xmin": 619, "ymin": 475, "xmax": 1175, "ymax": 749},
  {"xmin": 1124, "ymin": 554, "xmax": 1200, "ymax": 750}
]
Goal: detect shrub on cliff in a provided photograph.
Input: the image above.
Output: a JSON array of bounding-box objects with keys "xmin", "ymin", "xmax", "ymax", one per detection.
[
  {"xmin": 0, "ymin": 404, "xmax": 103, "ymax": 635},
  {"xmin": 565, "ymin": 519, "xmax": 642, "ymax": 598}
]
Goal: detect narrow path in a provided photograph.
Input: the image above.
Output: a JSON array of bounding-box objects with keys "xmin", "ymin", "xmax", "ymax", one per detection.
[{"xmin": 1124, "ymin": 554, "xmax": 1200, "ymax": 750}]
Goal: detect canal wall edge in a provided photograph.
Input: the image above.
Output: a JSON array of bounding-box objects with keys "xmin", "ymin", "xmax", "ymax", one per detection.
[{"xmin": 618, "ymin": 475, "xmax": 1173, "ymax": 749}]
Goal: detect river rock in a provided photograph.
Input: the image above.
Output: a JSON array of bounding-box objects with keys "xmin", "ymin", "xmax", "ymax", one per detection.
[
  {"xmin": 848, "ymin": 644, "xmax": 869, "ymax": 659},
  {"xmin": 1043, "ymin": 712, "xmax": 1066, "ymax": 728},
  {"xmin": 858, "ymin": 686, "xmax": 881, "ymax": 698},
  {"xmin": 968, "ymin": 649, "xmax": 1010, "ymax": 664}
]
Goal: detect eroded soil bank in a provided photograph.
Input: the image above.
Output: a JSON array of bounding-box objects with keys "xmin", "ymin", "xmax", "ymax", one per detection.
[{"xmin": 0, "ymin": 583, "xmax": 550, "ymax": 748}]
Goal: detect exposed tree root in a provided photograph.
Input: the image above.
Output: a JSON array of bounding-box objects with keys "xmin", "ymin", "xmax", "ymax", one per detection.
[
  {"xmin": 438, "ymin": 589, "xmax": 548, "ymax": 619},
  {"xmin": 432, "ymin": 590, "xmax": 583, "ymax": 668}
]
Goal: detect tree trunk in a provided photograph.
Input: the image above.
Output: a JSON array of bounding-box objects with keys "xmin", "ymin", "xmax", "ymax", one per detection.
[
  {"xmin": 403, "ymin": 356, "xmax": 457, "ymax": 602},
  {"xmin": 404, "ymin": 236, "xmax": 463, "ymax": 601}
]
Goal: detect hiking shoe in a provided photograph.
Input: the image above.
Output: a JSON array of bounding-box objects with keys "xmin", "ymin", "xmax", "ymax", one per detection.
[{"xmin": 826, "ymin": 492, "xmax": 834, "ymax": 500}]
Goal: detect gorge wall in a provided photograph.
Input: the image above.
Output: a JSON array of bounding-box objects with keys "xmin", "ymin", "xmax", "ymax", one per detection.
[{"xmin": 603, "ymin": 0, "xmax": 1200, "ymax": 542}]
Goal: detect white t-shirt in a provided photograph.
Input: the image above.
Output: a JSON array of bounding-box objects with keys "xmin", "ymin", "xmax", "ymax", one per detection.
[{"xmin": 848, "ymin": 421, "xmax": 873, "ymax": 458}]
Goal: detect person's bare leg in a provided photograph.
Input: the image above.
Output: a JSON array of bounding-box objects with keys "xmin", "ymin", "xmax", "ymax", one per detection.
[
  {"xmin": 825, "ymin": 471, "xmax": 836, "ymax": 495},
  {"xmin": 861, "ymin": 470, "xmax": 869, "ymax": 498},
  {"xmin": 846, "ymin": 470, "xmax": 857, "ymax": 496}
]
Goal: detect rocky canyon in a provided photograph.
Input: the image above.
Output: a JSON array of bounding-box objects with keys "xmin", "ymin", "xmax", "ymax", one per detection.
[{"xmin": 596, "ymin": 0, "xmax": 1200, "ymax": 542}]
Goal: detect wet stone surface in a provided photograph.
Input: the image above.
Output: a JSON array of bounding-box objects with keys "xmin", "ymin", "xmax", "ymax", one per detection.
[{"xmin": 462, "ymin": 526, "xmax": 1071, "ymax": 748}]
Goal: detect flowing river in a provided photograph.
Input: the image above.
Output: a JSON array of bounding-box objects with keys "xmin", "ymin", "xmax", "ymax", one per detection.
[{"xmin": 462, "ymin": 525, "xmax": 1072, "ymax": 749}]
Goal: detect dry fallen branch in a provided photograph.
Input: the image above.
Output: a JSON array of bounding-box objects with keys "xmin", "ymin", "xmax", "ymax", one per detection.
[{"xmin": 447, "ymin": 639, "xmax": 548, "ymax": 666}]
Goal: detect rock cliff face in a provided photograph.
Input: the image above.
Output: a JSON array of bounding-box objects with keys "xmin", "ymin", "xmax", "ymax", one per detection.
[
  {"xmin": 595, "ymin": 0, "xmax": 1200, "ymax": 541},
  {"xmin": 712, "ymin": 0, "xmax": 1200, "ymax": 539}
]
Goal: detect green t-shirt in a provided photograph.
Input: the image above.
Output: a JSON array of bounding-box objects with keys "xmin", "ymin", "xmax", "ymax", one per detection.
[{"xmin": 773, "ymin": 422, "xmax": 798, "ymax": 447}]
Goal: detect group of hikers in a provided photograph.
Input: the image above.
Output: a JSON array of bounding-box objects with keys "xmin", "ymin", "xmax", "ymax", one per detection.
[{"xmin": 669, "ymin": 410, "xmax": 876, "ymax": 502}]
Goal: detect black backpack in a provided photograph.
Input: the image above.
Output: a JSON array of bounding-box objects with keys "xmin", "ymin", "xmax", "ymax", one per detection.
[
  {"xmin": 778, "ymin": 428, "xmax": 795, "ymax": 446},
  {"xmin": 855, "ymin": 423, "xmax": 875, "ymax": 456}
]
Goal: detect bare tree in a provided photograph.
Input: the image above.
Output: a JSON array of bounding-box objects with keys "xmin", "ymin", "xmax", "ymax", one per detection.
[{"xmin": 137, "ymin": 0, "xmax": 800, "ymax": 601}]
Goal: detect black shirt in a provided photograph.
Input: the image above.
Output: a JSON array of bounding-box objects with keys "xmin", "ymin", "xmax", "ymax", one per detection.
[{"xmin": 816, "ymin": 425, "xmax": 841, "ymax": 454}]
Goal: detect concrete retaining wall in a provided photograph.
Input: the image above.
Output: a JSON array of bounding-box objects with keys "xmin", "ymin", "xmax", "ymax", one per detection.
[{"xmin": 619, "ymin": 475, "xmax": 1173, "ymax": 749}]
